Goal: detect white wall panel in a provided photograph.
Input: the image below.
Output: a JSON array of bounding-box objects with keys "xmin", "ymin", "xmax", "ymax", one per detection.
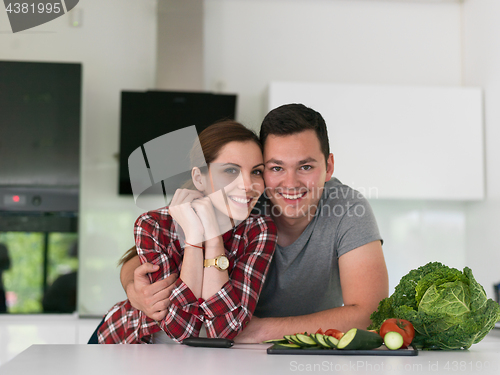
[
  {"xmin": 204, "ymin": 0, "xmax": 462, "ymax": 129},
  {"xmin": 269, "ymin": 81, "xmax": 484, "ymax": 200},
  {"xmin": 463, "ymin": 0, "xmax": 500, "ymax": 300}
]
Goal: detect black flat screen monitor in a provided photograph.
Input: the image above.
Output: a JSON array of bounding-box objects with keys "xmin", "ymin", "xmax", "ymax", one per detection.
[
  {"xmin": 118, "ymin": 90, "xmax": 237, "ymax": 195},
  {"xmin": 0, "ymin": 60, "xmax": 81, "ymax": 188}
]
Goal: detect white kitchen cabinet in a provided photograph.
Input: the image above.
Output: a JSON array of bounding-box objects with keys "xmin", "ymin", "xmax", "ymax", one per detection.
[{"xmin": 268, "ymin": 81, "xmax": 484, "ymax": 200}]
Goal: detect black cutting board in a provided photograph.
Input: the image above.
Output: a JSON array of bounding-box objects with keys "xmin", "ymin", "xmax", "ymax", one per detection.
[{"xmin": 267, "ymin": 344, "xmax": 418, "ymax": 356}]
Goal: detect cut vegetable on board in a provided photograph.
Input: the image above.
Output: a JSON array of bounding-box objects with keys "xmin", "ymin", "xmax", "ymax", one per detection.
[
  {"xmin": 336, "ymin": 328, "xmax": 384, "ymax": 350},
  {"xmin": 379, "ymin": 319, "xmax": 415, "ymax": 349},
  {"xmin": 262, "ymin": 328, "xmax": 393, "ymax": 352},
  {"xmin": 384, "ymin": 331, "xmax": 404, "ymax": 350}
]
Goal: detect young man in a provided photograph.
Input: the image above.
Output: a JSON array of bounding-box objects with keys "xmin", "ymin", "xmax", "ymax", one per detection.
[{"xmin": 118, "ymin": 104, "xmax": 388, "ymax": 343}]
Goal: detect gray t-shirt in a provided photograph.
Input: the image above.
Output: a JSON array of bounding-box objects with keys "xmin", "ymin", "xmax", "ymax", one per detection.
[{"xmin": 253, "ymin": 178, "xmax": 382, "ymax": 318}]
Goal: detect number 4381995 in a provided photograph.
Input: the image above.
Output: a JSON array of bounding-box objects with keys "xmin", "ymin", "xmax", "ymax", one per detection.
[
  {"xmin": 443, "ymin": 361, "xmax": 497, "ymax": 371},
  {"xmin": 6, "ymin": 3, "xmax": 61, "ymax": 14}
]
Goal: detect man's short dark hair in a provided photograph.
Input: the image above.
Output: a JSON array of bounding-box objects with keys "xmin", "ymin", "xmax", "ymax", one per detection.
[{"xmin": 260, "ymin": 103, "xmax": 330, "ymax": 164}]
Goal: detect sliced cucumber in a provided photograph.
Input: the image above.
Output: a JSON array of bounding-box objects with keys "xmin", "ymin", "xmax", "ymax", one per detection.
[
  {"xmin": 309, "ymin": 333, "xmax": 321, "ymax": 344},
  {"xmin": 325, "ymin": 335, "xmax": 339, "ymax": 349},
  {"xmin": 384, "ymin": 331, "xmax": 404, "ymax": 350},
  {"xmin": 288, "ymin": 335, "xmax": 307, "ymax": 346},
  {"xmin": 337, "ymin": 328, "xmax": 383, "ymax": 350},
  {"xmin": 273, "ymin": 342, "xmax": 301, "ymax": 349},
  {"xmin": 294, "ymin": 333, "xmax": 318, "ymax": 347},
  {"xmin": 312, "ymin": 334, "xmax": 333, "ymax": 349},
  {"xmin": 309, "ymin": 334, "xmax": 320, "ymax": 345},
  {"xmin": 263, "ymin": 338, "xmax": 289, "ymax": 344},
  {"xmin": 284, "ymin": 335, "xmax": 300, "ymax": 346}
]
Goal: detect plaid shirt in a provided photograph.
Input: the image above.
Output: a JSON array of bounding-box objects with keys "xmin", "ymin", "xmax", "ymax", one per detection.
[{"xmin": 97, "ymin": 208, "xmax": 277, "ymax": 344}]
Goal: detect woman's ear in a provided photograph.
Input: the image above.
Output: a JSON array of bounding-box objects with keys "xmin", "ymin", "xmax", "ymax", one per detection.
[{"xmin": 191, "ymin": 167, "xmax": 206, "ymax": 192}]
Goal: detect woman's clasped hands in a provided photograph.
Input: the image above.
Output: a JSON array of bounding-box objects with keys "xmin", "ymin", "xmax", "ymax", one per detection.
[{"xmin": 169, "ymin": 188, "xmax": 222, "ymax": 246}]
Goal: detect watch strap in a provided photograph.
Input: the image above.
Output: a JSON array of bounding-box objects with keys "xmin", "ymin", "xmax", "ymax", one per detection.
[{"xmin": 204, "ymin": 258, "xmax": 217, "ymax": 268}]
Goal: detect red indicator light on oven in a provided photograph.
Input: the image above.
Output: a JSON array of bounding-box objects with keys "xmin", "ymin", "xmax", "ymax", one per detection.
[{"xmin": 13, "ymin": 195, "xmax": 20, "ymax": 203}]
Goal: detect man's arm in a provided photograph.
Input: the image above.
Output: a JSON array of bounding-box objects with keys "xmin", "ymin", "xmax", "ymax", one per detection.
[
  {"xmin": 120, "ymin": 248, "xmax": 177, "ymax": 321},
  {"xmin": 235, "ymin": 241, "xmax": 388, "ymax": 343},
  {"xmin": 120, "ymin": 251, "xmax": 140, "ymax": 291}
]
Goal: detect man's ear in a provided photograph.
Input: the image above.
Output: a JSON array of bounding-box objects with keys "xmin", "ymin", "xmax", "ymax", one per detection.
[
  {"xmin": 325, "ymin": 153, "xmax": 334, "ymax": 182},
  {"xmin": 191, "ymin": 167, "xmax": 206, "ymax": 192}
]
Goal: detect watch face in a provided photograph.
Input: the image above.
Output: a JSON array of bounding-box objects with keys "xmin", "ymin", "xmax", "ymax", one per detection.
[{"xmin": 217, "ymin": 256, "xmax": 229, "ymax": 270}]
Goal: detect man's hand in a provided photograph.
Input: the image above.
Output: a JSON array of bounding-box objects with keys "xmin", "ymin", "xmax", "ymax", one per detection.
[
  {"xmin": 235, "ymin": 316, "xmax": 266, "ymax": 344},
  {"xmin": 126, "ymin": 262, "xmax": 178, "ymax": 321}
]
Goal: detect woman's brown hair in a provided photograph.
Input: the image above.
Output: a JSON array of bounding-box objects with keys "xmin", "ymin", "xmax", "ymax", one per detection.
[{"xmin": 118, "ymin": 120, "xmax": 261, "ymax": 266}]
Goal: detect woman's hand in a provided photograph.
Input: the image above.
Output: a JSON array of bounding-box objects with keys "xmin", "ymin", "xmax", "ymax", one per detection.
[
  {"xmin": 191, "ymin": 196, "xmax": 221, "ymax": 242},
  {"xmin": 169, "ymin": 189, "xmax": 205, "ymax": 245}
]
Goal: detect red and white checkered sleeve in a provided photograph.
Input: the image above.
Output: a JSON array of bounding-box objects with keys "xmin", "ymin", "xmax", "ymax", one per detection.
[
  {"xmin": 97, "ymin": 300, "xmax": 157, "ymax": 344},
  {"xmin": 158, "ymin": 279, "xmax": 204, "ymax": 342},
  {"xmin": 134, "ymin": 210, "xmax": 176, "ymax": 284},
  {"xmin": 134, "ymin": 210, "xmax": 206, "ymax": 342},
  {"xmin": 200, "ymin": 216, "xmax": 277, "ymax": 339}
]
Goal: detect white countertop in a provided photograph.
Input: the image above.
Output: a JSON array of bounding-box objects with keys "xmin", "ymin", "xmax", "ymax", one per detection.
[{"xmin": 2, "ymin": 330, "xmax": 500, "ymax": 375}]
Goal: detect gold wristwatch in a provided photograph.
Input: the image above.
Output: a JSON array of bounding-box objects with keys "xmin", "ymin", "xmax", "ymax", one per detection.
[{"xmin": 204, "ymin": 255, "xmax": 229, "ymax": 271}]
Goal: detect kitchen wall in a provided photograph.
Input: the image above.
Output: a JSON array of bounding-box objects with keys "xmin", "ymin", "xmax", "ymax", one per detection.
[
  {"xmin": 0, "ymin": 0, "xmax": 157, "ymax": 315},
  {"xmin": 203, "ymin": 0, "xmax": 462, "ymax": 130},
  {"xmin": 201, "ymin": 0, "xmax": 471, "ymax": 293},
  {"xmin": 463, "ymin": 0, "xmax": 500, "ymax": 300}
]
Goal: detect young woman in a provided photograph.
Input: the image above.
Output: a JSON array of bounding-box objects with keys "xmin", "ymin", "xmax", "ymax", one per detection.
[{"xmin": 97, "ymin": 121, "xmax": 277, "ymax": 344}]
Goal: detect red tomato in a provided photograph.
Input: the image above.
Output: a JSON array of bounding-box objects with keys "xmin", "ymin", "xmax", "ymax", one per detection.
[
  {"xmin": 324, "ymin": 329, "xmax": 344, "ymax": 340},
  {"xmin": 315, "ymin": 328, "xmax": 324, "ymax": 335},
  {"xmin": 379, "ymin": 319, "xmax": 415, "ymax": 348}
]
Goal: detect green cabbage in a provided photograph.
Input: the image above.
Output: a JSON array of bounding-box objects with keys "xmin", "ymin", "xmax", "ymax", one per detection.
[{"xmin": 369, "ymin": 262, "xmax": 500, "ymax": 350}]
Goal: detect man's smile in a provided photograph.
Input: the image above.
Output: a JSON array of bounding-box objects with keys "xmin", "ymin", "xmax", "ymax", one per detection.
[{"xmin": 279, "ymin": 191, "xmax": 307, "ymax": 202}]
